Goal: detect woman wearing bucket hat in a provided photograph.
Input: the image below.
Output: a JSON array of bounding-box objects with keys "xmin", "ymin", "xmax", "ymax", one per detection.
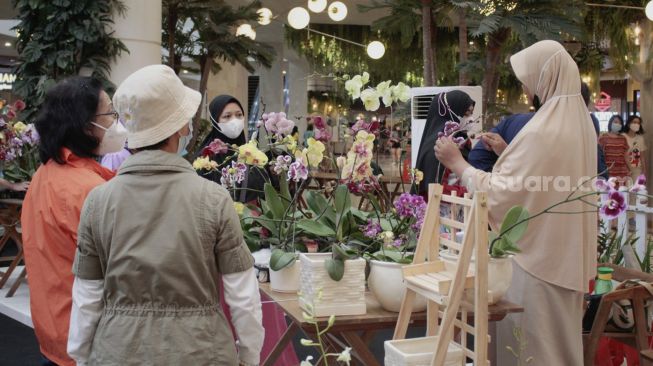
[
  {"xmin": 21, "ymin": 76, "xmax": 122, "ymax": 366},
  {"xmin": 67, "ymin": 65, "xmax": 263, "ymax": 366}
]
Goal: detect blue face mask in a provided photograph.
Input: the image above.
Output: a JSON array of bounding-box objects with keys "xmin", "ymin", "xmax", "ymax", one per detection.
[
  {"xmin": 610, "ymin": 123, "xmax": 622, "ymax": 133},
  {"xmin": 177, "ymin": 120, "xmax": 193, "ymax": 156}
]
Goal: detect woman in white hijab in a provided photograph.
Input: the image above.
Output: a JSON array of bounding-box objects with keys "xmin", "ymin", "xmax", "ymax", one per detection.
[{"xmin": 435, "ymin": 40, "xmax": 597, "ymax": 365}]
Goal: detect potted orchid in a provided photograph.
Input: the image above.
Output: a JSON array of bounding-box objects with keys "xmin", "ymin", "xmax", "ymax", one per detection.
[{"xmin": 0, "ymin": 99, "xmax": 40, "ymax": 193}]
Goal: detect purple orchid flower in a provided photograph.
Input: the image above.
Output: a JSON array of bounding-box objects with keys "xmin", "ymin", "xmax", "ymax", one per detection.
[
  {"xmin": 630, "ymin": 174, "xmax": 647, "ymax": 193},
  {"xmin": 599, "ymin": 189, "xmax": 628, "ymax": 220}
]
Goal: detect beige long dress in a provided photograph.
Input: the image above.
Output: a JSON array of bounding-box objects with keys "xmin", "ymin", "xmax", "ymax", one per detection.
[{"xmin": 461, "ymin": 40, "xmax": 597, "ymax": 365}]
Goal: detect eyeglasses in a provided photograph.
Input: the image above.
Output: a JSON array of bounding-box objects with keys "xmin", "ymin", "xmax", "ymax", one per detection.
[{"xmin": 95, "ymin": 111, "xmax": 119, "ymax": 120}]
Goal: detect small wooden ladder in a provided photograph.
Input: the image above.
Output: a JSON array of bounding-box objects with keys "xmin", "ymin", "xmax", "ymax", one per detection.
[{"xmin": 393, "ymin": 184, "xmax": 490, "ymax": 366}]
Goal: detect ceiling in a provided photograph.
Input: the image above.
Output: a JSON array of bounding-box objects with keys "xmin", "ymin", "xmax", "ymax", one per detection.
[{"xmin": 0, "ymin": 0, "xmax": 15, "ymax": 19}]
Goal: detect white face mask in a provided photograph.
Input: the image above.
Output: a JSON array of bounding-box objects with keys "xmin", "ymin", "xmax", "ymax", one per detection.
[
  {"xmin": 211, "ymin": 114, "xmax": 244, "ymax": 139},
  {"xmin": 631, "ymin": 124, "xmax": 641, "ymax": 133},
  {"xmin": 177, "ymin": 120, "xmax": 193, "ymax": 156},
  {"xmin": 92, "ymin": 120, "xmax": 128, "ymax": 155}
]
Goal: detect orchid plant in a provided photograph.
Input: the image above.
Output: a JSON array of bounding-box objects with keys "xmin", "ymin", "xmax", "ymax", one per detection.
[
  {"xmin": 488, "ymin": 174, "xmax": 652, "ymax": 260},
  {"xmin": 344, "ymin": 73, "xmax": 410, "ymax": 112},
  {"xmin": 0, "ymin": 99, "xmax": 40, "ymax": 183},
  {"xmin": 193, "ymin": 112, "xmax": 372, "ymax": 281}
]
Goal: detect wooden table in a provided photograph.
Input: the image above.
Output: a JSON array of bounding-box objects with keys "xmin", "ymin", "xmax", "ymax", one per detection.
[
  {"xmin": 260, "ymin": 283, "xmax": 523, "ymax": 366},
  {"xmin": 0, "ymin": 199, "xmax": 26, "ymax": 297}
]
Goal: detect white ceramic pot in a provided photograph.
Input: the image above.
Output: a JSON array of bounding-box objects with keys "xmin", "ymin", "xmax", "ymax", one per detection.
[
  {"xmin": 269, "ymin": 260, "xmax": 300, "ymax": 293},
  {"xmin": 439, "ymin": 251, "xmax": 513, "ymax": 305},
  {"xmin": 369, "ymin": 260, "xmax": 428, "ymax": 312}
]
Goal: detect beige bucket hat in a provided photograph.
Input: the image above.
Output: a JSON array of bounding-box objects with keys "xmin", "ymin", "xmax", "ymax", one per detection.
[{"xmin": 113, "ymin": 64, "xmax": 202, "ymax": 149}]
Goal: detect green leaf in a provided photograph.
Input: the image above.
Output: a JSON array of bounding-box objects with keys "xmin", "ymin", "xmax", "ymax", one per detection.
[
  {"xmin": 269, "ymin": 249, "xmax": 296, "ymax": 271},
  {"xmin": 334, "ymin": 184, "xmax": 352, "ymax": 226},
  {"xmin": 350, "ymin": 208, "xmax": 368, "ymax": 222},
  {"xmin": 332, "ymin": 243, "xmax": 350, "ymax": 260},
  {"xmin": 380, "ymin": 218, "xmax": 393, "ymax": 232},
  {"xmin": 499, "ymin": 206, "xmax": 529, "ymax": 244},
  {"xmin": 491, "ymin": 237, "xmax": 521, "ymax": 258},
  {"xmin": 264, "ymin": 183, "xmax": 285, "ymax": 220},
  {"xmin": 325, "ymin": 258, "xmax": 345, "ymax": 281},
  {"xmin": 279, "ymin": 174, "xmax": 291, "ymax": 210},
  {"xmin": 304, "ymin": 190, "xmax": 336, "ymax": 225},
  {"xmin": 297, "ymin": 219, "xmax": 336, "ymax": 237}
]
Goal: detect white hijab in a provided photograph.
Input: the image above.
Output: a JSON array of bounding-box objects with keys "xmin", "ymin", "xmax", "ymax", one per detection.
[{"xmin": 463, "ymin": 40, "xmax": 597, "ymax": 292}]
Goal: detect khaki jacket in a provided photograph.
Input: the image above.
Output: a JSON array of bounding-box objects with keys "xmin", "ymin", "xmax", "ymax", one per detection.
[{"xmin": 73, "ymin": 150, "xmax": 253, "ymax": 365}]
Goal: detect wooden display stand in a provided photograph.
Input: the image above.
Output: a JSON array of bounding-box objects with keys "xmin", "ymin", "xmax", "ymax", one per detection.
[{"xmin": 392, "ymin": 184, "xmax": 490, "ymax": 366}]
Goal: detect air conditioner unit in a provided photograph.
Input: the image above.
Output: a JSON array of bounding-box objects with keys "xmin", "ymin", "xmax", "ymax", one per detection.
[{"xmin": 410, "ymin": 86, "xmax": 483, "ymax": 167}]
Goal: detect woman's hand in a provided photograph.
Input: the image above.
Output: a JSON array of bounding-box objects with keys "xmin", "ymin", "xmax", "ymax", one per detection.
[
  {"xmin": 480, "ymin": 132, "xmax": 508, "ymax": 156},
  {"xmin": 9, "ymin": 181, "xmax": 29, "ymax": 192},
  {"xmin": 434, "ymin": 136, "xmax": 470, "ymax": 177}
]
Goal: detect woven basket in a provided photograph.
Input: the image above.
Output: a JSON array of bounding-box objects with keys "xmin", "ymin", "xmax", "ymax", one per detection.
[{"xmin": 298, "ymin": 253, "xmax": 366, "ymax": 317}]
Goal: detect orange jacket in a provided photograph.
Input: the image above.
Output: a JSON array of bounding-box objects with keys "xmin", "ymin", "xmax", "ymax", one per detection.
[{"xmin": 21, "ymin": 148, "xmax": 114, "ymax": 365}]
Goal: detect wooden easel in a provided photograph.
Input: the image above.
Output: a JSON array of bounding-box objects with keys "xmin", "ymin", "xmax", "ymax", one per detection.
[{"xmin": 393, "ymin": 184, "xmax": 489, "ymax": 366}]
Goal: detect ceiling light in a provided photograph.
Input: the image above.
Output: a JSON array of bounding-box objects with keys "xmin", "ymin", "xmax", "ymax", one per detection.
[
  {"xmin": 328, "ymin": 2, "xmax": 347, "ymax": 22},
  {"xmin": 288, "ymin": 7, "xmax": 310, "ymax": 29},
  {"xmin": 257, "ymin": 8, "xmax": 273, "ymax": 25},
  {"xmin": 4, "ymin": 42, "xmax": 11, "ymax": 47},
  {"xmin": 308, "ymin": 0, "xmax": 327, "ymax": 13},
  {"xmin": 182, "ymin": 70, "xmax": 189, "ymax": 74},
  {"xmin": 646, "ymin": 1, "xmax": 653, "ymax": 21},
  {"xmin": 367, "ymin": 41, "xmax": 385, "ymax": 59}
]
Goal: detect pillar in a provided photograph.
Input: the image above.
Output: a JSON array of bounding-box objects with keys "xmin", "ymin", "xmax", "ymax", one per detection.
[{"xmin": 109, "ymin": 0, "xmax": 162, "ymax": 86}]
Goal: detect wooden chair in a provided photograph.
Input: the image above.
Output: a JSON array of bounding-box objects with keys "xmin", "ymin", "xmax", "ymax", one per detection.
[{"xmin": 583, "ymin": 263, "xmax": 653, "ymax": 366}]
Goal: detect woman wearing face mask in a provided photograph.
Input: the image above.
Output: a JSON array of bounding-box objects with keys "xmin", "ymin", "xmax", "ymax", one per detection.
[
  {"xmin": 20, "ymin": 77, "xmax": 122, "ymax": 366},
  {"xmin": 195, "ymin": 95, "xmax": 265, "ymax": 203},
  {"xmin": 415, "ymin": 90, "xmax": 475, "ymax": 196},
  {"xmin": 599, "ymin": 115, "xmax": 630, "ymax": 184},
  {"xmin": 623, "ymin": 115, "xmax": 647, "ymax": 182}
]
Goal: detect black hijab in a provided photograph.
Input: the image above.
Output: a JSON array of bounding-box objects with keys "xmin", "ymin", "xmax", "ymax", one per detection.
[
  {"xmin": 196, "ymin": 95, "xmax": 246, "ymax": 164},
  {"xmin": 415, "ymin": 90, "xmax": 476, "ymax": 195}
]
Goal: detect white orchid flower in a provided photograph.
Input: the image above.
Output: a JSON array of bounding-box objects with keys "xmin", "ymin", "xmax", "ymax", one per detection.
[
  {"xmin": 345, "ymin": 77, "xmax": 363, "ymax": 100},
  {"xmin": 376, "ymin": 80, "xmax": 393, "ymax": 106},
  {"xmin": 392, "ymin": 82, "xmax": 411, "ymax": 103},
  {"xmin": 337, "ymin": 347, "xmax": 352, "ymax": 365},
  {"xmin": 360, "ymin": 88, "xmax": 381, "ymax": 111},
  {"xmin": 361, "ymin": 72, "xmax": 370, "ymax": 85}
]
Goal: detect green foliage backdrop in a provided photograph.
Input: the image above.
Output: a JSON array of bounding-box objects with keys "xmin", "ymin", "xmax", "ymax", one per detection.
[{"xmin": 11, "ymin": 0, "xmax": 127, "ymax": 120}]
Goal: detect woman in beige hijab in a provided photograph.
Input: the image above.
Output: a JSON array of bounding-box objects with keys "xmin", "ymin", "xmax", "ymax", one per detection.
[{"xmin": 435, "ymin": 40, "xmax": 597, "ymax": 365}]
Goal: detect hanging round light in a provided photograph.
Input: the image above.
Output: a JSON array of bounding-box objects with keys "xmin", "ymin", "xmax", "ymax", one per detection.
[
  {"xmin": 308, "ymin": 0, "xmax": 327, "ymax": 13},
  {"xmin": 257, "ymin": 8, "xmax": 273, "ymax": 25},
  {"xmin": 328, "ymin": 1, "xmax": 348, "ymax": 22},
  {"xmin": 288, "ymin": 7, "xmax": 310, "ymax": 29},
  {"xmin": 236, "ymin": 24, "xmax": 256, "ymax": 40},
  {"xmin": 367, "ymin": 41, "xmax": 385, "ymax": 59},
  {"xmin": 646, "ymin": 1, "xmax": 653, "ymax": 21}
]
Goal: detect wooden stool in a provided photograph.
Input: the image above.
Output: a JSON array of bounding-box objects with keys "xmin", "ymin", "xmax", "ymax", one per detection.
[
  {"xmin": 583, "ymin": 264, "xmax": 653, "ymax": 366},
  {"xmin": 0, "ymin": 199, "xmax": 25, "ymax": 295},
  {"xmin": 642, "ymin": 350, "xmax": 653, "ymax": 361}
]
